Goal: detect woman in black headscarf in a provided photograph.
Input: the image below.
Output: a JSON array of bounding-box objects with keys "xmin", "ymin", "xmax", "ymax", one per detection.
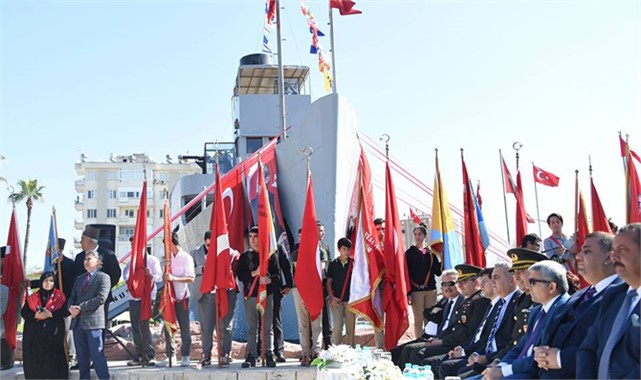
[{"xmin": 21, "ymin": 272, "xmax": 69, "ymax": 379}]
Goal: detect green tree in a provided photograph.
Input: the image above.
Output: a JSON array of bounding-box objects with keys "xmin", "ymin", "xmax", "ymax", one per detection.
[{"xmin": 8, "ymin": 179, "xmax": 45, "ymax": 269}]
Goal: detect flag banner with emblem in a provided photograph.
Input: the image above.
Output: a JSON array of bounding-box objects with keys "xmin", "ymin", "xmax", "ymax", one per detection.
[
  {"xmin": 590, "ymin": 177, "xmax": 612, "ymax": 234},
  {"xmin": 462, "ymin": 154, "xmax": 486, "ymax": 267},
  {"xmin": 382, "ymin": 162, "xmax": 410, "ymax": 350},
  {"xmin": 430, "ymin": 150, "xmax": 463, "ymax": 269},
  {"xmin": 330, "ymin": 0, "xmax": 362, "ymax": 15},
  {"xmin": 159, "ymin": 198, "xmax": 178, "ymax": 337},
  {"xmin": 43, "ymin": 214, "xmax": 59, "ymax": 273},
  {"xmin": 295, "ymin": 173, "xmax": 324, "ymax": 321},
  {"xmin": 348, "ymin": 146, "xmax": 385, "ymax": 329},
  {"xmin": 2, "ymin": 208, "xmax": 25, "ymax": 350},
  {"xmin": 127, "ymin": 181, "xmax": 152, "ymax": 320},
  {"xmin": 257, "ymin": 158, "xmax": 278, "ymax": 315},
  {"xmin": 202, "ymin": 163, "xmax": 233, "ymax": 318},
  {"xmin": 533, "ymin": 164, "xmax": 560, "ymax": 187}
]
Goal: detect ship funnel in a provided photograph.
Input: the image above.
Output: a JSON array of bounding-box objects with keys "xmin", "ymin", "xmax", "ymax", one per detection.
[{"xmin": 239, "ymin": 53, "xmax": 273, "ymax": 66}]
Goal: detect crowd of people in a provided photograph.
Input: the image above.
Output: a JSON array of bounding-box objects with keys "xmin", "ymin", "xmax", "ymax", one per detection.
[{"xmin": 0, "ymin": 214, "xmax": 639, "ymax": 380}]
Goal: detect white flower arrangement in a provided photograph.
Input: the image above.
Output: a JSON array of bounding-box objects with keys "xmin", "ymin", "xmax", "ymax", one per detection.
[
  {"xmin": 311, "ymin": 344, "xmax": 358, "ymax": 369},
  {"xmin": 359, "ymin": 358, "xmax": 402, "ymax": 380}
]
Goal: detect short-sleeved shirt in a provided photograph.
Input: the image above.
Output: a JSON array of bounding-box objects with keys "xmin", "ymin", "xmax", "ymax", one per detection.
[
  {"xmin": 170, "ymin": 248, "xmax": 195, "ymax": 301},
  {"xmin": 326, "ymin": 257, "xmax": 352, "ymax": 302},
  {"xmin": 290, "ymin": 243, "xmax": 329, "ymax": 287}
]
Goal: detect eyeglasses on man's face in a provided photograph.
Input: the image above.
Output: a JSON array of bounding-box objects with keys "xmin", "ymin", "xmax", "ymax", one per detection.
[
  {"xmin": 528, "ymin": 278, "xmax": 551, "ymax": 286},
  {"xmin": 442, "ymin": 281, "xmax": 456, "ymax": 288}
]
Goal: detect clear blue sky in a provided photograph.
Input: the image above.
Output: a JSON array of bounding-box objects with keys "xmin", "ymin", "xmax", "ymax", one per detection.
[{"xmin": 1, "ymin": 0, "xmax": 639, "ymax": 271}]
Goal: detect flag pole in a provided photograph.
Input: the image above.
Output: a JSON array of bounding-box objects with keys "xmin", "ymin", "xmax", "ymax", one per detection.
[
  {"xmin": 52, "ymin": 206, "xmax": 69, "ymax": 364},
  {"xmin": 574, "ymin": 170, "xmax": 579, "ymax": 240},
  {"xmin": 532, "ymin": 163, "xmax": 542, "ymax": 238},
  {"xmin": 498, "ymin": 150, "xmax": 511, "ymax": 243},
  {"xmin": 214, "ymin": 145, "xmax": 223, "ymax": 368},
  {"xmin": 140, "ymin": 169, "xmax": 149, "ymax": 367},
  {"xmin": 329, "ymin": 6, "xmax": 337, "ymax": 93},
  {"xmin": 258, "ymin": 154, "xmax": 267, "ymax": 367},
  {"xmin": 275, "ymin": 0, "xmax": 287, "ymax": 139}
]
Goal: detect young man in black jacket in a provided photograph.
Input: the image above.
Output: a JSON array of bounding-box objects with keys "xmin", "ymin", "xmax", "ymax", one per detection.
[{"xmin": 237, "ymin": 226, "xmax": 281, "ymax": 368}]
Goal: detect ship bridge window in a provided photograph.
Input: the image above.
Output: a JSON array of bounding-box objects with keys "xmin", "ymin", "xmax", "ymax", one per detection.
[
  {"xmin": 284, "ymin": 78, "xmax": 299, "ymax": 95},
  {"xmin": 246, "ymin": 137, "xmax": 263, "ymax": 154}
]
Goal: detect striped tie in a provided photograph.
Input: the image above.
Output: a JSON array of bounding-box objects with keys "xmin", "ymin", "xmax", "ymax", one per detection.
[{"xmin": 485, "ymin": 298, "xmax": 505, "ymax": 353}]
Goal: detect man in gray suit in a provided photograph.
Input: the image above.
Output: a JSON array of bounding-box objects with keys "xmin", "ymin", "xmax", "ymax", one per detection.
[
  {"xmin": 68, "ymin": 250, "xmax": 111, "ymax": 380},
  {"xmin": 190, "ymin": 231, "xmax": 216, "ymax": 366}
]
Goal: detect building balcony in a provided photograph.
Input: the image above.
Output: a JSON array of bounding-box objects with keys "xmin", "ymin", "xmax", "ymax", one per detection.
[
  {"xmin": 75, "ymin": 179, "xmax": 85, "ymax": 193},
  {"xmin": 74, "ymin": 237, "xmax": 82, "ymax": 249},
  {"xmin": 74, "ymin": 219, "xmax": 84, "ymax": 230},
  {"xmin": 74, "ymin": 199, "xmax": 84, "ymax": 211}
]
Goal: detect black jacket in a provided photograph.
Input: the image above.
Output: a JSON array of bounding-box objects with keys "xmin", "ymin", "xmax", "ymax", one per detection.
[
  {"xmin": 237, "ymin": 249, "xmax": 281, "ymax": 297},
  {"xmin": 405, "ymin": 246, "xmax": 442, "ymax": 293},
  {"xmin": 440, "ymin": 290, "xmax": 490, "ymax": 348},
  {"xmin": 276, "ymin": 245, "xmax": 293, "ymax": 290}
]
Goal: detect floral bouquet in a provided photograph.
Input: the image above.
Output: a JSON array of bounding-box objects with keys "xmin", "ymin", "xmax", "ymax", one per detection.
[
  {"xmin": 359, "ymin": 357, "xmax": 402, "ymax": 380},
  {"xmin": 311, "ymin": 344, "xmax": 358, "ymax": 370}
]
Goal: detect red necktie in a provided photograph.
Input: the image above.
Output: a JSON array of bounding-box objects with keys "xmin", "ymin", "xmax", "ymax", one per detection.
[{"xmin": 82, "ymin": 273, "xmax": 91, "ymax": 293}]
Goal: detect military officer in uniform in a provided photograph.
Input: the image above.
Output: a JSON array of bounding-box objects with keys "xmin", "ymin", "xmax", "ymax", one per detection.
[{"xmin": 407, "ymin": 264, "xmax": 490, "ymax": 365}]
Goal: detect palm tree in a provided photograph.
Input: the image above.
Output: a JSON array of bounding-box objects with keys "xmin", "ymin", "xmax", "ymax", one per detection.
[{"xmin": 8, "ymin": 179, "xmax": 45, "ymax": 269}]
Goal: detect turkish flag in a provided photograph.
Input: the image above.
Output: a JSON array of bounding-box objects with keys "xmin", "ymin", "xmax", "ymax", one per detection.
[
  {"xmin": 409, "ymin": 208, "xmax": 421, "ymax": 224},
  {"xmin": 383, "ymin": 162, "xmax": 410, "ymax": 350},
  {"xmin": 2, "ymin": 209, "xmax": 25, "ymax": 350},
  {"xmin": 126, "ymin": 181, "xmax": 152, "ymax": 320},
  {"xmin": 500, "ymin": 153, "xmax": 516, "ymax": 194},
  {"xmin": 533, "ymin": 164, "xmax": 560, "ymax": 187},
  {"xmin": 294, "ymin": 174, "xmax": 324, "ymax": 321},
  {"xmin": 330, "ymin": 0, "xmax": 362, "ymax": 15}
]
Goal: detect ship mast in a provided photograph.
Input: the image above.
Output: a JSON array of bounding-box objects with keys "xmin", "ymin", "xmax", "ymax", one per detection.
[{"xmin": 276, "ymin": 0, "xmax": 287, "ymax": 138}]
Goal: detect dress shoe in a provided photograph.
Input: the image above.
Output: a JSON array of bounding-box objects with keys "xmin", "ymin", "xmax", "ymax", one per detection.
[
  {"xmin": 241, "ymin": 354, "xmax": 256, "ymax": 368},
  {"xmin": 274, "ymin": 353, "xmax": 286, "ymax": 363},
  {"xmin": 266, "ymin": 354, "xmax": 276, "ymax": 368}
]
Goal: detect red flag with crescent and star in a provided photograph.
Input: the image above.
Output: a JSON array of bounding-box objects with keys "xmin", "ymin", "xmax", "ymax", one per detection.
[{"xmin": 533, "ymin": 164, "xmax": 560, "ymax": 187}]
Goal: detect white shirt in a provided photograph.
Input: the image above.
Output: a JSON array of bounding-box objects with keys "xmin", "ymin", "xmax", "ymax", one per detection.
[
  {"xmin": 502, "ymin": 294, "xmax": 561, "ymax": 377},
  {"xmin": 627, "ymin": 285, "xmax": 641, "ymax": 314},
  {"xmin": 170, "ymin": 248, "xmax": 195, "ymax": 301},
  {"xmin": 123, "ymin": 255, "xmax": 162, "ymax": 301}
]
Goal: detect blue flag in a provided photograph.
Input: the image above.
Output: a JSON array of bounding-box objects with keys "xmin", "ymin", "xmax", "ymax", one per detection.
[{"xmin": 44, "ymin": 215, "xmax": 59, "ymax": 272}]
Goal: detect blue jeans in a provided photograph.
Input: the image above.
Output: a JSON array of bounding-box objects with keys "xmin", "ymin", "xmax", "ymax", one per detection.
[{"xmin": 73, "ymin": 326, "xmax": 109, "ymax": 380}]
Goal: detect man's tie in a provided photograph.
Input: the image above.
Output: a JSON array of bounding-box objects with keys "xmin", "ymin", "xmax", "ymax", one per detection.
[
  {"xmin": 438, "ymin": 300, "xmax": 453, "ymax": 333},
  {"xmin": 474, "ymin": 299, "xmax": 501, "ymax": 343},
  {"xmin": 517, "ymin": 309, "xmax": 547, "ymax": 358},
  {"xmin": 598, "ymin": 290, "xmax": 637, "ymax": 379},
  {"xmin": 82, "ymin": 273, "xmax": 91, "ymax": 293},
  {"xmin": 485, "ymin": 298, "xmax": 505, "ymax": 352},
  {"xmin": 583, "ymin": 286, "xmax": 597, "ymax": 302}
]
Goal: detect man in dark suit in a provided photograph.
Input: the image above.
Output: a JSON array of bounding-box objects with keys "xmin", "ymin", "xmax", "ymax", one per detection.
[
  {"xmin": 408, "ymin": 265, "xmax": 490, "ymax": 365},
  {"xmin": 479, "ymin": 261, "xmax": 569, "ymax": 380},
  {"xmin": 393, "ymin": 269, "xmax": 462, "ymax": 367},
  {"xmin": 439, "ymin": 263, "xmax": 522, "ymax": 378},
  {"xmin": 73, "ymin": 226, "xmax": 121, "ymax": 327},
  {"xmin": 68, "ymin": 250, "xmax": 111, "ymax": 380},
  {"xmin": 577, "ymin": 223, "xmax": 640, "ymax": 380},
  {"xmin": 533, "ymin": 231, "xmax": 620, "ymax": 379}
]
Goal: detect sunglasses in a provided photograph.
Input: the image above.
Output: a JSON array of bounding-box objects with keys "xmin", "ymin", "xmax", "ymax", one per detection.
[
  {"xmin": 442, "ymin": 281, "xmax": 456, "ymax": 287},
  {"xmin": 528, "ymin": 278, "xmax": 552, "ymax": 286}
]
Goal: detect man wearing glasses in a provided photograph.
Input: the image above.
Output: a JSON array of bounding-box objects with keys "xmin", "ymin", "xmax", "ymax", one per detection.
[
  {"xmin": 479, "ymin": 261, "xmax": 569, "ymax": 380},
  {"xmin": 407, "ymin": 265, "xmax": 490, "ymax": 365},
  {"xmin": 393, "ymin": 269, "xmax": 462, "ymax": 366}
]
